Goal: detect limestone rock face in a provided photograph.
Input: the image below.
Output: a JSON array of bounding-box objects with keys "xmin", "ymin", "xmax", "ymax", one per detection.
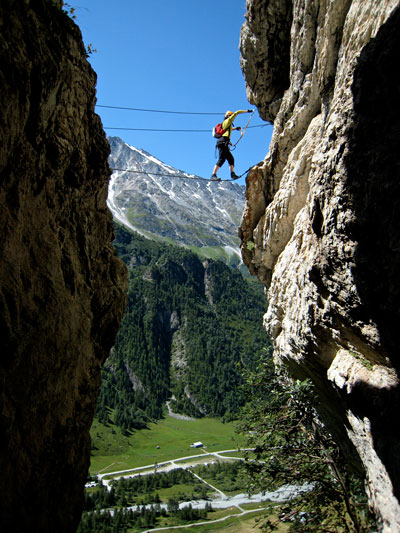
[
  {"xmin": 240, "ymin": 0, "xmax": 400, "ymax": 529},
  {"xmin": 0, "ymin": 1, "xmax": 128, "ymax": 531}
]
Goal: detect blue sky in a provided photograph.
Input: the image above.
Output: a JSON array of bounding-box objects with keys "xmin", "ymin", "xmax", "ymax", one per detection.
[{"xmin": 73, "ymin": 0, "xmax": 272, "ymax": 184}]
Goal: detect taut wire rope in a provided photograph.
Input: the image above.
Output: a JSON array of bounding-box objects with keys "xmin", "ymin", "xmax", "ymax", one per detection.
[
  {"xmin": 231, "ymin": 110, "xmax": 255, "ymax": 150},
  {"xmin": 96, "ymin": 104, "xmax": 224, "ymax": 115},
  {"xmin": 110, "ymin": 167, "xmax": 253, "ymax": 181},
  {"xmin": 104, "ymin": 124, "xmax": 267, "ymax": 133}
]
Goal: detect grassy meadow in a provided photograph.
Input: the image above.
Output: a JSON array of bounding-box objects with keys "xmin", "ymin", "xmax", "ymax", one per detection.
[{"xmin": 89, "ymin": 413, "xmax": 245, "ymax": 475}]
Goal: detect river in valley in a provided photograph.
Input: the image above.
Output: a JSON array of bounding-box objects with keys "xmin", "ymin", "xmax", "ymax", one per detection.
[{"xmin": 128, "ymin": 482, "xmax": 313, "ymax": 512}]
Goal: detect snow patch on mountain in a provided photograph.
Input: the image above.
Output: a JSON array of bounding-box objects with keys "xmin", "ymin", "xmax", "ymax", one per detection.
[{"xmin": 107, "ymin": 137, "xmax": 245, "ymax": 258}]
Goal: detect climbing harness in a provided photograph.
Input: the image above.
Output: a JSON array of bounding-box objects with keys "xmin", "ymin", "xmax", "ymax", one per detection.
[
  {"xmin": 230, "ymin": 110, "xmax": 255, "ymax": 151},
  {"xmin": 214, "ymin": 110, "xmax": 255, "ymax": 159}
]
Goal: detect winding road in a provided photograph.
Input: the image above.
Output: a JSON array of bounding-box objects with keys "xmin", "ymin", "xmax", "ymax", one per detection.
[
  {"xmin": 95, "ymin": 448, "xmax": 311, "ymax": 531},
  {"xmin": 97, "ymin": 448, "xmax": 251, "ymax": 490}
]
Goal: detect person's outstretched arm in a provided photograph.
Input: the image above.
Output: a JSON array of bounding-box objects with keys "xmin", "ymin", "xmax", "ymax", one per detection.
[{"xmin": 222, "ymin": 109, "xmax": 253, "ymax": 129}]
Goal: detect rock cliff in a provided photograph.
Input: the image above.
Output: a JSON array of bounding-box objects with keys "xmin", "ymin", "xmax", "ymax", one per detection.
[
  {"xmin": 0, "ymin": 1, "xmax": 128, "ymax": 531},
  {"xmin": 240, "ymin": 0, "xmax": 400, "ymax": 529}
]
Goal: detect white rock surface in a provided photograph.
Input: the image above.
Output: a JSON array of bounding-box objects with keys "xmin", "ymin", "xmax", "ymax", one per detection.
[{"xmin": 240, "ymin": 0, "xmax": 400, "ymax": 528}]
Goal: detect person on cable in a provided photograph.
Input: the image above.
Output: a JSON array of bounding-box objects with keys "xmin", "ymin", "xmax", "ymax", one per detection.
[{"xmin": 210, "ymin": 109, "xmax": 253, "ymax": 181}]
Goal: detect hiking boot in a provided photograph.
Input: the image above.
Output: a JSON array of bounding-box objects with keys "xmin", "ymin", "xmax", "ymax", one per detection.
[
  {"xmin": 231, "ymin": 172, "xmax": 240, "ymax": 180},
  {"xmin": 210, "ymin": 174, "xmax": 221, "ymax": 181}
]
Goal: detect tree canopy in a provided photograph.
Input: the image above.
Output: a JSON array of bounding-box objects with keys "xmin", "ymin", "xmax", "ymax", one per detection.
[
  {"xmin": 237, "ymin": 353, "xmax": 377, "ymax": 532},
  {"xmin": 96, "ymin": 224, "xmax": 270, "ymax": 432}
]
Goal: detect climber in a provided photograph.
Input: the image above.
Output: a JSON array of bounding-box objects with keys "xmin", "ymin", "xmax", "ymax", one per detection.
[{"xmin": 210, "ymin": 109, "xmax": 253, "ymax": 181}]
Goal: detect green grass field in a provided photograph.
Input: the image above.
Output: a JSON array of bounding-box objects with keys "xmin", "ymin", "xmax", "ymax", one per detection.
[
  {"xmin": 85, "ymin": 415, "xmax": 292, "ymax": 532},
  {"xmin": 90, "ymin": 414, "xmax": 245, "ymax": 475}
]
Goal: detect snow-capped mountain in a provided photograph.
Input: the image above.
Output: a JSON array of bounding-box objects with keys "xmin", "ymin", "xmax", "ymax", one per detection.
[{"xmin": 107, "ymin": 137, "xmax": 245, "ymax": 262}]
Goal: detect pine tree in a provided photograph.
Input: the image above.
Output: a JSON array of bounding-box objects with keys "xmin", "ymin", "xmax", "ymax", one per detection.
[{"xmin": 96, "ymin": 223, "xmax": 270, "ymax": 430}]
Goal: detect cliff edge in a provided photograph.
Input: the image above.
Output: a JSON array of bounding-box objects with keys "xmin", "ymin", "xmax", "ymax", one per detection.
[
  {"xmin": 0, "ymin": 1, "xmax": 128, "ymax": 531},
  {"xmin": 239, "ymin": 0, "xmax": 400, "ymax": 529}
]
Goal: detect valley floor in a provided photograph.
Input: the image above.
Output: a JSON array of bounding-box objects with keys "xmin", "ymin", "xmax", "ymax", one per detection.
[
  {"xmin": 89, "ymin": 412, "xmax": 245, "ymax": 475},
  {"xmin": 81, "ymin": 414, "xmax": 308, "ymax": 532},
  {"xmin": 98, "ymin": 448, "xmax": 308, "ymax": 504}
]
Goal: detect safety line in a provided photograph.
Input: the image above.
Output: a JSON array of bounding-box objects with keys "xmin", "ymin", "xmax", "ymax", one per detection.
[
  {"xmin": 110, "ymin": 167, "xmax": 253, "ymax": 181},
  {"xmin": 231, "ymin": 110, "xmax": 255, "ymax": 150},
  {"xmin": 110, "ymin": 168, "xmax": 208, "ymax": 181},
  {"xmin": 104, "ymin": 124, "xmax": 268, "ymax": 132},
  {"xmin": 238, "ymin": 166, "xmax": 253, "ymax": 178},
  {"xmin": 97, "ymin": 104, "xmax": 223, "ymax": 115},
  {"xmin": 106, "ymin": 127, "xmax": 210, "ymax": 132}
]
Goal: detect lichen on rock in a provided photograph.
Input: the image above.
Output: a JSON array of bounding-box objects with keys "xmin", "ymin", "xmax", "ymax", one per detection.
[{"xmin": 239, "ymin": 0, "xmax": 400, "ymax": 528}]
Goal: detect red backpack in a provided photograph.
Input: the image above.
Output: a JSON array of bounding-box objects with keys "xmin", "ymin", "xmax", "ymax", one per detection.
[{"xmin": 212, "ymin": 122, "xmax": 227, "ymax": 138}]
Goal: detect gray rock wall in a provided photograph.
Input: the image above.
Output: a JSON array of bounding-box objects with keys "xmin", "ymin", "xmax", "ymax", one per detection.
[
  {"xmin": 239, "ymin": 0, "xmax": 400, "ymax": 529},
  {"xmin": 0, "ymin": 1, "xmax": 128, "ymax": 531}
]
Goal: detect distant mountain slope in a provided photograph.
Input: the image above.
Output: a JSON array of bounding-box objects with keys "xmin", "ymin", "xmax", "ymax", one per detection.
[
  {"xmin": 107, "ymin": 137, "xmax": 245, "ymax": 267},
  {"xmin": 96, "ymin": 225, "xmax": 270, "ymax": 431}
]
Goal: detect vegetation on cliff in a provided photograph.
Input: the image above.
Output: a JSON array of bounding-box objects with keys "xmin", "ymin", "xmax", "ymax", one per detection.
[
  {"xmin": 238, "ymin": 354, "xmax": 377, "ymax": 532},
  {"xmin": 96, "ymin": 224, "xmax": 270, "ymax": 432}
]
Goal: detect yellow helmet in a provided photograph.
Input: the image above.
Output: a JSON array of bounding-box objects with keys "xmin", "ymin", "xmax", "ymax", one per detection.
[{"xmin": 225, "ymin": 110, "xmax": 233, "ymax": 118}]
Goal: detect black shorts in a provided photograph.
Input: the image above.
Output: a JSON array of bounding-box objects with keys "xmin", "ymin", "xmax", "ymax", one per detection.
[{"xmin": 216, "ymin": 137, "xmax": 234, "ymax": 167}]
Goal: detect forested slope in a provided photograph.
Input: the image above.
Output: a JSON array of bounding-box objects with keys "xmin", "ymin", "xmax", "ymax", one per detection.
[{"xmin": 96, "ymin": 225, "xmax": 270, "ymax": 432}]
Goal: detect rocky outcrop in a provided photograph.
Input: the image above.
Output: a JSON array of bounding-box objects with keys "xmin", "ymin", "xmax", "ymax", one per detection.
[
  {"xmin": 0, "ymin": 1, "xmax": 128, "ymax": 531},
  {"xmin": 240, "ymin": 0, "xmax": 400, "ymax": 529}
]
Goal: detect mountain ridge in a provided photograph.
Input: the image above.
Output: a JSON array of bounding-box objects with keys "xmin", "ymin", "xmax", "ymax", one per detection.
[{"xmin": 107, "ymin": 136, "xmax": 246, "ymax": 268}]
